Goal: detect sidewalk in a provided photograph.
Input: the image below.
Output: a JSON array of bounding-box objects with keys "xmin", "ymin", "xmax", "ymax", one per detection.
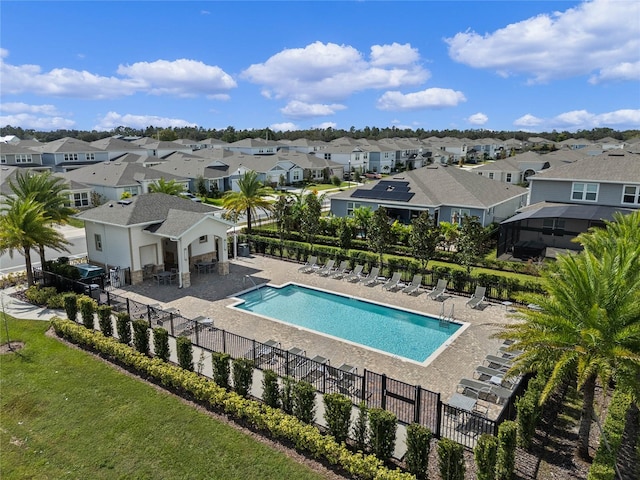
[{"xmin": 0, "ymin": 287, "xmax": 63, "ymax": 322}]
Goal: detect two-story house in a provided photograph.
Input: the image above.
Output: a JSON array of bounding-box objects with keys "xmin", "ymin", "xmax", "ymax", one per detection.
[
  {"xmin": 33, "ymin": 137, "xmax": 109, "ymax": 172},
  {"xmin": 0, "ymin": 142, "xmax": 47, "ymax": 170}
]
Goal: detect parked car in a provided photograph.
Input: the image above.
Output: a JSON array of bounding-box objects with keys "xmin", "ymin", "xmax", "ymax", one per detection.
[{"xmin": 181, "ymin": 192, "xmax": 202, "ymax": 202}]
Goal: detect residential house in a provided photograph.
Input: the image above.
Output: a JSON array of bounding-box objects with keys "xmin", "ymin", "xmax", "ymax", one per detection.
[
  {"xmin": 280, "ymin": 138, "xmax": 329, "ymax": 154},
  {"xmin": 129, "ymin": 137, "xmax": 193, "ymax": 158},
  {"xmin": 0, "ymin": 142, "xmax": 47, "ymax": 169},
  {"xmin": 224, "ymin": 138, "xmax": 281, "ymax": 155},
  {"xmin": 313, "ymin": 144, "xmax": 368, "ymax": 176},
  {"xmin": 32, "ymin": 137, "xmax": 109, "ymax": 172},
  {"xmin": 76, "ymin": 193, "xmax": 234, "ymax": 287},
  {"xmin": 90, "ymin": 137, "xmax": 147, "ymax": 160}
]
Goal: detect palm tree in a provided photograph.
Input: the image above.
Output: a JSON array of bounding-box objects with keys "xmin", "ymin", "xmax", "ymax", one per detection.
[
  {"xmin": 499, "ymin": 217, "xmax": 640, "ymax": 460},
  {"xmin": 8, "ymin": 170, "xmax": 75, "ymax": 266},
  {"xmin": 352, "ymin": 206, "xmax": 373, "ymax": 240},
  {"xmin": 222, "ymin": 170, "xmax": 272, "ymax": 233},
  {"xmin": 0, "ymin": 197, "xmax": 69, "ymax": 286},
  {"xmin": 148, "ymin": 178, "xmax": 186, "ymax": 195}
]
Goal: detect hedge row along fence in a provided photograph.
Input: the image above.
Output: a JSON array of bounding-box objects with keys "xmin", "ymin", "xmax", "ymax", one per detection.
[
  {"xmin": 246, "ymin": 234, "xmax": 545, "ymax": 303},
  {"xmin": 50, "ymin": 318, "xmax": 415, "ymax": 480}
]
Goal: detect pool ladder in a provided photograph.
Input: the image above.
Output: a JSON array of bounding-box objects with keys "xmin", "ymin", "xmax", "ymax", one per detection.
[
  {"xmin": 439, "ymin": 303, "xmax": 454, "ymax": 327},
  {"xmin": 244, "ymin": 275, "xmax": 263, "ymax": 299}
]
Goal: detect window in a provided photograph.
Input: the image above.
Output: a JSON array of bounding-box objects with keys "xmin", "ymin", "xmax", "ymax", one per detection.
[
  {"xmin": 199, "ymin": 235, "xmax": 208, "ymax": 243},
  {"xmin": 572, "ymin": 182, "xmax": 598, "ymax": 201},
  {"xmin": 0, "ymin": 155, "xmax": 5, "ymax": 164},
  {"xmin": 323, "ymin": 153, "xmax": 331, "ymax": 160},
  {"xmin": 488, "ymin": 172, "xmax": 494, "ymax": 179},
  {"xmin": 73, "ymin": 192, "xmax": 89, "ymax": 207},
  {"xmin": 64, "ymin": 153, "xmax": 79, "ymax": 161},
  {"xmin": 86, "ymin": 153, "xmax": 95, "ymax": 161},
  {"xmin": 292, "ymin": 170, "xmax": 300, "ymax": 181},
  {"xmin": 622, "ymin": 185, "xmax": 640, "ymax": 205},
  {"xmin": 542, "ymin": 218, "xmax": 565, "ymax": 236},
  {"xmin": 450, "ymin": 208, "xmax": 470, "ymax": 225},
  {"xmin": 506, "ymin": 173, "xmax": 512, "ymax": 183},
  {"xmin": 346, "ymin": 202, "xmax": 363, "ymax": 216},
  {"xmin": 122, "ymin": 186, "xmax": 139, "ymax": 196},
  {"xmin": 94, "ymin": 234, "xmax": 102, "ymax": 251},
  {"xmin": 15, "ymin": 154, "xmax": 32, "ymax": 163}
]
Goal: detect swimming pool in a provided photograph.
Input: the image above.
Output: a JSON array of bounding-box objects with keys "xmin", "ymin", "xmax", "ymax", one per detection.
[{"xmin": 231, "ymin": 283, "xmax": 463, "ymax": 363}]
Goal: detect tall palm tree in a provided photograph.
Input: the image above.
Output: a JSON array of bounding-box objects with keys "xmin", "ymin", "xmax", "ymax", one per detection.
[
  {"xmin": 8, "ymin": 170, "xmax": 75, "ymax": 266},
  {"xmin": 0, "ymin": 197, "xmax": 69, "ymax": 286},
  {"xmin": 148, "ymin": 178, "xmax": 186, "ymax": 195},
  {"xmin": 499, "ymin": 217, "xmax": 640, "ymax": 460},
  {"xmin": 222, "ymin": 170, "xmax": 272, "ymax": 233}
]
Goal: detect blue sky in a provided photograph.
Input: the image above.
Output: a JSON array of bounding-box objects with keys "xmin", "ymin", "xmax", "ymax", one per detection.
[{"xmin": 1, "ymin": 0, "xmax": 639, "ymax": 133}]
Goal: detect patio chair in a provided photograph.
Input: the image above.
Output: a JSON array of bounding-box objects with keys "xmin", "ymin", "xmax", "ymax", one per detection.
[
  {"xmin": 298, "ymin": 256, "xmax": 318, "ymax": 273},
  {"xmin": 474, "ymin": 365, "xmax": 519, "ymax": 390},
  {"xmin": 427, "ymin": 279, "xmax": 448, "ymax": 301},
  {"xmin": 359, "ymin": 267, "xmax": 381, "ymax": 286},
  {"xmin": 382, "ymin": 272, "xmax": 403, "ymax": 291},
  {"xmin": 344, "ymin": 265, "xmax": 364, "ymax": 282},
  {"xmin": 245, "ymin": 339, "xmax": 281, "ymax": 366},
  {"xmin": 329, "ymin": 260, "xmax": 350, "ymax": 279},
  {"xmin": 458, "ymin": 378, "xmax": 512, "ymax": 404},
  {"xmin": 402, "ymin": 274, "xmax": 423, "ymax": 295},
  {"xmin": 484, "ymin": 354, "xmax": 514, "ymax": 371},
  {"xmin": 315, "ymin": 259, "xmax": 335, "ymax": 276},
  {"xmin": 466, "ymin": 286, "xmax": 486, "ymax": 309}
]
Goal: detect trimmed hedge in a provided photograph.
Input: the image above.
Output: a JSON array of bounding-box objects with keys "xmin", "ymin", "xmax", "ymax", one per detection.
[
  {"xmin": 115, "ymin": 312, "xmax": 131, "ymax": 345},
  {"xmin": 50, "ymin": 318, "xmax": 414, "ymax": 480},
  {"xmin": 323, "ymin": 393, "xmax": 353, "ymax": 444},
  {"xmin": 368, "ymin": 408, "xmax": 398, "ymax": 463},
  {"xmin": 262, "ymin": 369, "xmax": 281, "ymax": 408},
  {"xmin": 97, "ymin": 305, "xmax": 113, "ymax": 337},
  {"xmin": 404, "ymin": 423, "xmax": 432, "ymax": 480},
  {"xmin": 437, "ymin": 438, "xmax": 465, "ymax": 480},
  {"xmin": 211, "ymin": 352, "xmax": 231, "ymax": 390},
  {"xmin": 63, "ymin": 292, "xmax": 78, "ymax": 322},
  {"xmin": 232, "ymin": 357, "xmax": 254, "ymax": 398},
  {"xmin": 153, "ymin": 327, "xmax": 170, "ymax": 361},
  {"xmin": 78, "ymin": 295, "xmax": 96, "ymax": 330},
  {"xmin": 496, "ymin": 420, "xmax": 517, "ymax": 480},
  {"xmin": 176, "ymin": 336, "xmax": 193, "ymax": 371},
  {"xmin": 132, "ymin": 319, "xmax": 150, "ymax": 356},
  {"xmin": 474, "ymin": 434, "xmax": 499, "ymax": 480}
]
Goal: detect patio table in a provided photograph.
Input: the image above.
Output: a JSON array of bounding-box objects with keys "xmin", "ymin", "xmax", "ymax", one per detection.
[{"xmin": 447, "ymin": 393, "xmax": 477, "ymax": 412}]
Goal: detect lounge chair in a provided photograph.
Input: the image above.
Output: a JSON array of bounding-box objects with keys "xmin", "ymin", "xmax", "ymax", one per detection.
[
  {"xmin": 466, "ymin": 286, "xmax": 486, "ymax": 309},
  {"xmin": 244, "ymin": 339, "xmax": 281, "ymax": 366},
  {"xmin": 330, "ymin": 260, "xmax": 350, "ymax": 279},
  {"xmin": 474, "ymin": 366, "xmax": 519, "ymax": 389},
  {"xmin": 484, "ymin": 354, "xmax": 514, "ymax": 371},
  {"xmin": 402, "ymin": 274, "xmax": 423, "ymax": 295},
  {"xmin": 326, "ymin": 363, "xmax": 358, "ymax": 395},
  {"xmin": 382, "ymin": 272, "xmax": 403, "ymax": 291},
  {"xmin": 344, "ymin": 265, "xmax": 364, "ymax": 282},
  {"xmin": 298, "ymin": 255, "xmax": 318, "ymax": 273},
  {"xmin": 315, "ymin": 259, "xmax": 335, "ymax": 276},
  {"xmin": 360, "ymin": 267, "xmax": 381, "ymax": 286},
  {"xmin": 457, "ymin": 378, "xmax": 512, "ymax": 404},
  {"xmin": 427, "ymin": 279, "xmax": 448, "ymax": 301}
]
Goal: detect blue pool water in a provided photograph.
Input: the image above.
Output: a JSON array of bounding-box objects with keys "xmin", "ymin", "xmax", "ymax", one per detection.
[{"xmin": 233, "ymin": 284, "xmax": 461, "ymax": 363}]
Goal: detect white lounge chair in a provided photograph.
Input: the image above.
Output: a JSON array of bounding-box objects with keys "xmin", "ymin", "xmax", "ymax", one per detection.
[
  {"xmin": 329, "ymin": 260, "xmax": 350, "ymax": 279},
  {"xmin": 457, "ymin": 378, "xmax": 512, "ymax": 404},
  {"xmin": 402, "ymin": 274, "xmax": 423, "ymax": 295},
  {"xmin": 344, "ymin": 265, "xmax": 364, "ymax": 282},
  {"xmin": 298, "ymin": 255, "xmax": 318, "ymax": 273},
  {"xmin": 427, "ymin": 279, "xmax": 447, "ymax": 300},
  {"xmin": 360, "ymin": 267, "xmax": 381, "ymax": 286},
  {"xmin": 382, "ymin": 272, "xmax": 403, "ymax": 291},
  {"xmin": 315, "ymin": 259, "xmax": 335, "ymax": 276},
  {"xmin": 466, "ymin": 286, "xmax": 486, "ymax": 309}
]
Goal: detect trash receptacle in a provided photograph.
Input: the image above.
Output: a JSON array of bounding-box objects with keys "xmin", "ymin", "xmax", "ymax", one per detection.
[
  {"xmin": 87, "ymin": 284, "xmax": 101, "ymax": 301},
  {"xmin": 238, "ymin": 243, "xmax": 250, "ymax": 257}
]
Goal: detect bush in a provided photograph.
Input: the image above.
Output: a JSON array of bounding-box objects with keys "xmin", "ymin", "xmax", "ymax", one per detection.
[
  {"xmin": 474, "ymin": 434, "xmax": 499, "ymax": 480},
  {"xmin": 77, "ymin": 295, "xmax": 96, "ymax": 329},
  {"xmin": 404, "ymin": 423, "xmax": 432, "ymax": 479},
  {"xmin": 97, "ymin": 305, "xmax": 113, "ymax": 337},
  {"xmin": 63, "ymin": 292, "xmax": 78, "ymax": 322},
  {"xmin": 232, "ymin": 357, "xmax": 254, "ymax": 398},
  {"xmin": 437, "ymin": 438, "xmax": 465, "ymax": 480},
  {"xmin": 115, "ymin": 312, "xmax": 131, "ymax": 345},
  {"xmin": 176, "ymin": 336, "xmax": 193, "ymax": 371},
  {"xmin": 293, "ymin": 381, "xmax": 316, "ymax": 424},
  {"xmin": 132, "ymin": 319, "xmax": 150, "ymax": 355},
  {"xmin": 515, "ymin": 392, "xmax": 540, "ymax": 449},
  {"xmin": 262, "ymin": 369, "xmax": 280, "ymax": 408},
  {"xmin": 153, "ymin": 327, "xmax": 170, "ymax": 361},
  {"xmin": 323, "ymin": 393, "xmax": 352, "ymax": 444},
  {"xmin": 496, "ymin": 420, "xmax": 517, "ymax": 480},
  {"xmin": 211, "ymin": 352, "xmax": 231, "ymax": 390},
  {"xmin": 352, "ymin": 401, "xmax": 369, "ymax": 452},
  {"xmin": 25, "ymin": 285, "xmax": 57, "ymax": 306},
  {"xmin": 368, "ymin": 407, "xmax": 397, "ymax": 463},
  {"xmin": 281, "ymin": 376, "xmax": 295, "ymax": 415}
]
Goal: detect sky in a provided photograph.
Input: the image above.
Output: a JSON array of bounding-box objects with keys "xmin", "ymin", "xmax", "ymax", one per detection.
[{"xmin": 1, "ymin": 0, "xmax": 639, "ymax": 134}]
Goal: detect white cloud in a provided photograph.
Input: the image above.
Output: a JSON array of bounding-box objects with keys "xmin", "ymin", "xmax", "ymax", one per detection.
[
  {"xmin": 514, "ymin": 114, "xmax": 544, "ymax": 127},
  {"xmin": 514, "ymin": 109, "xmax": 640, "ymax": 131},
  {"xmin": 93, "ymin": 111, "xmax": 197, "ymax": 131},
  {"xmin": 280, "ymin": 100, "xmax": 347, "ymax": 119},
  {"xmin": 370, "ymin": 43, "xmax": 419, "ymax": 67},
  {"xmin": 270, "ymin": 122, "xmax": 298, "ymax": 132},
  {"xmin": 242, "ymin": 41, "xmax": 429, "ymax": 103},
  {"xmin": 468, "ymin": 112, "xmax": 489, "ymax": 125},
  {"xmin": 0, "ymin": 51, "xmax": 236, "ymax": 99},
  {"xmin": 1, "ymin": 102, "xmax": 62, "ymax": 116},
  {"xmin": 590, "ymin": 61, "xmax": 640, "ymax": 84},
  {"xmin": 313, "ymin": 122, "xmax": 338, "ymax": 130},
  {"xmin": 376, "ymin": 88, "xmax": 466, "ymax": 111},
  {"xmin": 446, "ymin": 0, "xmax": 640, "ymax": 84},
  {"xmin": 0, "ymin": 113, "xmax": 75, "ymax": 130}
]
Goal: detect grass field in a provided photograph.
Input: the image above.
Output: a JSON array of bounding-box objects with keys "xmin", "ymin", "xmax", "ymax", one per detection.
[{"xmin": 0, "ymin": 317, "xmax": 326, "ymax": 480}]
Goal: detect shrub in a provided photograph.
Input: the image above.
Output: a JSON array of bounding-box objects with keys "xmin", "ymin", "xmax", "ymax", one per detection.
[
  {"xmin": 281, "ymin": 376, "xmax": 295, "ymax": 415},
  {"xmin": 25, "ymin": 285, "xmax": 57, "ymax": 306},
  {"xmin": 176, "ymin": 336, "xmax": 193, "ymax": 371},
  {"xmin": 404, "ymin": 423, "xmax": 432, "ymax": 479},
  {"xmin": 262, "ymin": 369, "xmax": 280, "ymax": 408},
  {"xmin": 474, "ymin": 434, "xmax": 499, "ymax": 480},
  {"xmin": 515, "ymin": 392, "xmax": 540, "ymax": 449},
  {"xmin": 323, "ymin": 393, "xmax": 352, "ymax": 444},
  {"xmin": 97, "ymin": 305, "xmax": 113, "ymax": 337},
  {"xmin": 232, "ymin": 357, "xmax": 254, "ymax": 398},
  {"xmin": 46, "ymin": 293, "xmax": 65, "ymax": 309},
  {"xmin": 496, "ymin": 420, "xmax": 518, "ymax": 480},
  {"xmin": 368, "ymin": 407, "xmax": 397, "ymax": 463},
  {"xmin": 63, "ymin": 292, "xmax": 78, "ymax": 322},
  {"xmin": 211, "ymin": 352, "xmax": 231, "ymax": 389},
  {"xmin": 293, "ymin": 381, "xmax": 316, "ymax": 424},
  {"xmin": 153, "ymin": 327, "xmax": 170, "ymax": 361},
  {"xmin": 132, "ymin": 319, "xmax": 150, "ymax": 355},
  {"xmin": 77, "ymin": 295, "xmax": 96, "ymax": 329},
  {"xmin": 352, "ymin": 401, "xmax": 369, "ymax": 452},
  {"xmin": 115, "ymin": 312, "xmax": 131, "ymax": 345},
  {"xmin": 437, "ymin": 438, "xmax": 465, "ymax": 480}
]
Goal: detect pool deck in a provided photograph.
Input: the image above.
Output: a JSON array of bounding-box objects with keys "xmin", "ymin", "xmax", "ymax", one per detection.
[{"xmin": 116, "ymin": 255, "xmax": 522, "ymax": 411}]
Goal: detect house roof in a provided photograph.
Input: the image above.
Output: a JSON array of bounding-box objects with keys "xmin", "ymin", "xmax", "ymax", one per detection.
[
  {"xmin": 502, "ymin": 202, "xmax": 635, "ymax": 224},
  {"xmin": 529, "ymin": 150, "xmax": 640, "ymax": 183},
  {"xmin": 0, "ymin": 143, "xmax": 43, "ymax": 155},
  {"xmin": 76, "ymin": 192, "xmax": 222, "ymax": 227},
  {"xmin": 58, "ymin": 161, "xmax": 185, "ymax": 187},
  {"xmin": 334, "ymin": 163, "xmax": 528, "ymax": 209},
  {"xmin": 144, "ymin": 208, "xmax": 215, "ymax": 238},
  {"xmin": 90, "ymin": 137, "xmax": 147, "ymax": 152},
  {"xmin": 33, "ymin": 137, "xmax": 104, "ymax": 153}
]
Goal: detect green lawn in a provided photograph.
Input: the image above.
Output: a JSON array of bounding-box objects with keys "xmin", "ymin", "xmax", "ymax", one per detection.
[{"xmin": 0, "ymin": 317, "xmax": 326, "ymax": 480}]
